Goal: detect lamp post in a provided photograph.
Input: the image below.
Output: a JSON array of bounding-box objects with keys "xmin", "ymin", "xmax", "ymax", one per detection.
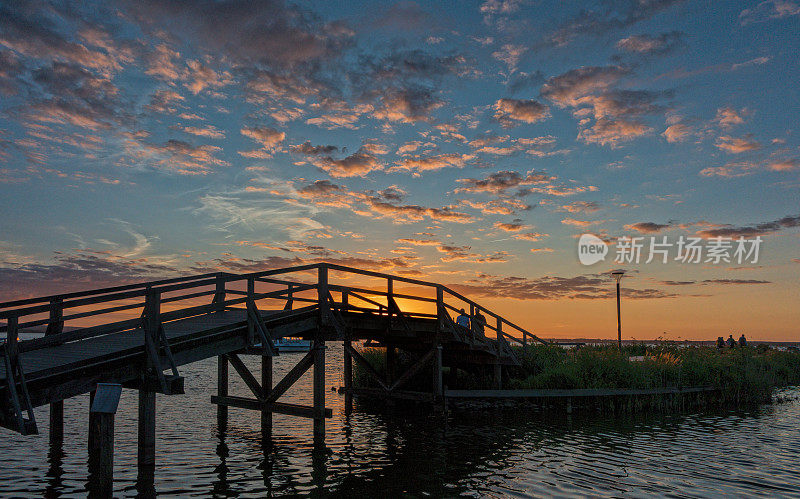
[{"xmin": 611, "ymin": 270, "xmax": 625, "ymax": 350}]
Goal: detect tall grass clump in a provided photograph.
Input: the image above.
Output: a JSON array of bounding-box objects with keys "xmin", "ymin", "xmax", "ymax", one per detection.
[
  {"xmin": 352, "ymin": 343, "xmax": 800, "ymax": 406},
  {"xmin": 509, "ymin": 343, "xmax": 800, "ymax": 403}
]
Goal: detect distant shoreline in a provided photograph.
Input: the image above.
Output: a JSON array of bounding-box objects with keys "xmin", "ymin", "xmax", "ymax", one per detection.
[{"xmin": 545, "ymin": 338, "xmax": 800, "ymax": 348}]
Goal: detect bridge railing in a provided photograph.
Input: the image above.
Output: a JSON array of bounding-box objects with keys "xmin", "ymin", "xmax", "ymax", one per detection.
[{"xmin": 0, "ymin": 263, "xmax": 546, "ymax": 358}]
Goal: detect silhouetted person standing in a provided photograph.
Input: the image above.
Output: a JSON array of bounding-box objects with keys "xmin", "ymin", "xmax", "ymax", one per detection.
[
  {"xmin": 456, "ymin": 309, "xmax": 470, "ymax": 330},
  {"xmin": 473, "ymin": 310, "xmax": 486, "ymax": 336},
  {"xmin": 716, "ymin": 336, "xmax": 724, "ymax": 349},
  {"xmin": 726, "ymin": 334, "xmax": 736, "ymax": 348},
  {"xmin": 739, "ymin": 334, "xmax": 747, "ymax": 347}
]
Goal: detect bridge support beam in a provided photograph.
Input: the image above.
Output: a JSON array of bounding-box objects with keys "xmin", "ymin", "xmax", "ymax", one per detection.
[
  {"xmin": 217, "ymin": 355, "xmax": 228, "ymax": 432},
  {"xmin": 386, "ymin": 345, "xmax": 396, "ymax": 385},
  {"xmin": 313, "ymin": 339, "xmax": 325, "ymax": 439},
  {"xmin": 493, "ymin": 363, "xmax": 502, "ymax": 390},
  {"xmin": 261, "ymin": 354, "xmax": 272, "ymax": 438},
  {"xmin": 87, "ymin": 389, "xmax": 96, "ymax": 452},
  {"xmin": 137, "ymin": 389, "xmax": 156, "ymax": 470},
  {"xmin": 343, "ymin": 340, "xmax": 353, "ymax": 415},
  {"xmin": 49, "ymin": 400, "xmax": 63, "ymax": 446},
  {"xmin": 433, "ymin": 345, "xmax": 445, "ymax": 413},
  {"xmin": 433, "ymin": 346, "xmax": 443, "ymax": 398},
  {"xmin": 88, "ymin": 383, "xmax": 121, "ymax": 498}
]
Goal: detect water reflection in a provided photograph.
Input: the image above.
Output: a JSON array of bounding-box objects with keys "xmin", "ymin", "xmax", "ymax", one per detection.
[
  {"xmin": 1, "ymin": 347, "xmax": 799, "ymax": 497},
  {"xmin": 44, "ymin": 440, "xmax": 65, "ymax": 498}
]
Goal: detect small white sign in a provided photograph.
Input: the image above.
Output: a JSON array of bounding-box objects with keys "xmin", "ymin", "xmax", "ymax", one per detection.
[{"xmin": 578, "ymin": 234, "xmax": 608, "ymax": 265}]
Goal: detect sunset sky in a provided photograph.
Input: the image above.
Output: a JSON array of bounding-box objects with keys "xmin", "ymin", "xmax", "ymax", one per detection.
[{"xmin": 0, "ymin": 0, "xmax": 798, "ymax": 340}]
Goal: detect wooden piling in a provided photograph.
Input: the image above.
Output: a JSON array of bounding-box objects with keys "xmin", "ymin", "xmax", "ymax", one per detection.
[
  {"xmin": 50, "ymin": 400, "xmax": 63, "ymax": 446},
  {"xmin": 433, "ymin": 345, "xmax": 443, "ymax": 398},
  {"xmin": 344, "ymin": 340, "xmax": 353, "ymax": 415},
  {"xmin": 87, "ymin": 389, "xmax": 96, "ymax": 451},
  {"xmin": 46, "ymin": 303, "xmax": 64, "ymax": 446},
  {"xmin": 261, "ymin": 354, "xmax": 272, "ymax": 436},
  {"xmin": 313, "ymin": 339, "xmax": 326, "ymax": 438},
  {"xmin": 88, "ymin": 383, "xmax": 121, "ymax": 498},
  {"xmin": 137, "ymin": 389, "xmax": 156, "ymax": 469},
  {"xmin": 386, "ymin": 345, "xmax": 396, "ymax": 385},
  {"xmin": 217, "ymin": 355, "xmax": 228, "ymax": 432},
  {"xmin": 493, "ymin": 363, "xmax": 502, "ymax": 390}
]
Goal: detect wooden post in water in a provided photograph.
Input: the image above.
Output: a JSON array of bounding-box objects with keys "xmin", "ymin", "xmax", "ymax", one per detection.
[
  {"xmin": 87, "ymin": 389, "xmax": 96, "ymax": 452},
  {"xmin": 88, "ymin": 383, "xmax": 121, "ymax": 497},
  {"xmin": 261, "ymin": 354, "xmax": 272, "ymax": 437},
  {"xmin": 386, "ymin": 344, "xmax": 396, "ymax": 386},
  {"xmin": 343, "ymin": 339, "xmax": 353, "ymax": 415},
  {"xmin": 46, "ymin": 298, "xmax": 64, "ymax": 446},
  {"xmin": 217, "ymin": 355, "xmax": 228, "ymax": 432},
  {"xmin": 314, "ymin": 264, "xmax": 327, "ymax": 439},
  {"xmin": 313, "ymin": 339, "xmax": 326, "ymax": 439},
  {"xmin": 137, "ymin": 389, "xmax": 156, "ymax": 470},
  {"xmin": 50, "ymin": 400, "xmax": 63, "ymax": 446},
  {"xmin": 433, "ymin": 345, "xmax": 443, "ymax": 399}
]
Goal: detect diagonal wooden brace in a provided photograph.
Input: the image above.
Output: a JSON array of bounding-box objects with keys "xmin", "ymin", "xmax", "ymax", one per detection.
[
  {"xmin": 389, "ymin": 346, "xmax": 436, "ymax": 392},
  {"xmin": 225, "ymin": 353, "xmax": 265, "ymax": 399},
  {"xmin": 247, "ymin": 300, "xmax": 276, "ymax": 356},
  {"xmin": 264, "ymin": 349, "xmax": 316, "ymax": 404},
  {"xmin": 345, "ymin": 343, "xmax": 389, "ymax": 392}
]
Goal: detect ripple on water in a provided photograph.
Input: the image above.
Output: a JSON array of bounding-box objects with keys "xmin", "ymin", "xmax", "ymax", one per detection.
[{"xmin": 1, "ymin": 347, "xmax": 799, "ymax": 497}]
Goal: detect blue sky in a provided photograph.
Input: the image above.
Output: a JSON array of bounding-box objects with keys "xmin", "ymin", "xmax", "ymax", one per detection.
[{"xmin": 0, "ymin": 0, "xmax": 798, "ymax": 339}]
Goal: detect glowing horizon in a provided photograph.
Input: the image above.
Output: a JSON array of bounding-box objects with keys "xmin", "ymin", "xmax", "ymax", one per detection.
[{"xmin": 0, "ymin": 1, "xmax": 798, "ymax": 341}]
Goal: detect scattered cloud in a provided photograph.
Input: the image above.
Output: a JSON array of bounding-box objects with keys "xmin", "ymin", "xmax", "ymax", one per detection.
[
  {"xmin": 578, "ymin": 118, "xmax": 652, "ymax": 147},
  {"xmin": 715, "ymin": 135, "xmax": 761, "ymax": 154},
  {"xmin": 391, "ymin": 153, "xmax": 475, "ymax": 174},
  {"xmin": 695, "ymin": 213, "xmax": 800, "ymax": 239},
  {"xmin": 307, "ymin": 148, "xmax": 383, "ymax": 178},
  {"xmin": 662, "ymin": 123, "xmax": 692, "ymax": 143},
  {"xmin": 740, "ymin": 1, "xmax": 800, "ymax": 25},
  {"xmin": 616, "ymin": 31, "xmax": 683, "ymax": 54},
  {"xmin": 715, "ymin": 107, "xmax": 747, "ymax": 128},
  {"xmin": 493, "ymin": 98, "xmax": 550, "ymax": 127},
  {"xmin": 452, "ymin": 272, "xmax": 676, "ymax": 300},
  {"xmin": 625, "ymin": 221, "xmax": 672, "ymax": 233}
]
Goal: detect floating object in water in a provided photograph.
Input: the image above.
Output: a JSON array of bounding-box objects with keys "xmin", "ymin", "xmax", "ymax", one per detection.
[{"xmin": 276, "ymin": 337, "xmax": 311, "ymax": 352}]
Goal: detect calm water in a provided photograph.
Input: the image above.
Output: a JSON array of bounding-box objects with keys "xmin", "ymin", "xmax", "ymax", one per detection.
[{"xmin": 2, "ymin": 344, "xmax": 799, "ymax": 497}]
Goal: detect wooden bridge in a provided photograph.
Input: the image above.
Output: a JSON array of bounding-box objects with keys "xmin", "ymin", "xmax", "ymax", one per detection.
[{"xmin": 0, "ymin": 263, "xmax": 545, "ymax": 488}]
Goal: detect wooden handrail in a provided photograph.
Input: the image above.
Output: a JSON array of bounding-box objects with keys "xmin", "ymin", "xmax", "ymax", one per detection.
[{"xmin": 1, "ymin": 262, "xmax": 546, "ymax": 348}]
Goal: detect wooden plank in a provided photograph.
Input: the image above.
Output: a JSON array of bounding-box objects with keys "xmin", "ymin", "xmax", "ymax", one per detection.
[
  {"xmin": 90, "ymin": 383, "xmax": 122, "ymax": 414},
  {"xmin": 0, "ymin": 272, "xmax": 220, "ymax": 310},
  {"xmin": 348, "ymin": 386, "xmax": 434, "ymax": 402},
  {"xmin": 444, "ymin": 386, "xmax": 719, "ymax": 398},
  {"xmin": 211, "ymin": 395, "xmax": 332, "ymax": 418}
]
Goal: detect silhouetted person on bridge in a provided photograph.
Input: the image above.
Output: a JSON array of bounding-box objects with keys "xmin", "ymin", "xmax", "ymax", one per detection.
[
  {"xmin": 473, "ymin": 310, "xmax": 486, "ymax": 336},
  {"xmin": 739, "ymin": 334, "xmax": 747, "ymax": 347},
  {"xmin": 726, "ymin": 335, "xmax": 736, "ymax": 348},
  {"xmin": 456, "ymin": 309, "xmax": 470, "ymax": 330}
]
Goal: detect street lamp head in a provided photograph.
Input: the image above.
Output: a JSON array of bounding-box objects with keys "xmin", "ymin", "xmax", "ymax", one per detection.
[{"xmin": 611, "ymin": 269, "xmax": 625, "ymax": 282}]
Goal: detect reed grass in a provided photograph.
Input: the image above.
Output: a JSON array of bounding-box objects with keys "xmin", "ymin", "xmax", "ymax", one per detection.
[
  {"xmin": 510, "ymin": 343, "xmax": 800, "ymax": 403},
  {"xmin": 353, "ymin": 343, "xmax": 800, "ymax": 405}
]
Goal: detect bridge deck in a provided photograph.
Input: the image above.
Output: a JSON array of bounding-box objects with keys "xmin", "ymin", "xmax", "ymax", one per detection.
[
  {"xmin": 0, "ymin": 309, "xmax": 261, "ymax": 382},
  {"xmin": 0, "ymin": 263, "xmax": 541, "ymax": 434}
]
